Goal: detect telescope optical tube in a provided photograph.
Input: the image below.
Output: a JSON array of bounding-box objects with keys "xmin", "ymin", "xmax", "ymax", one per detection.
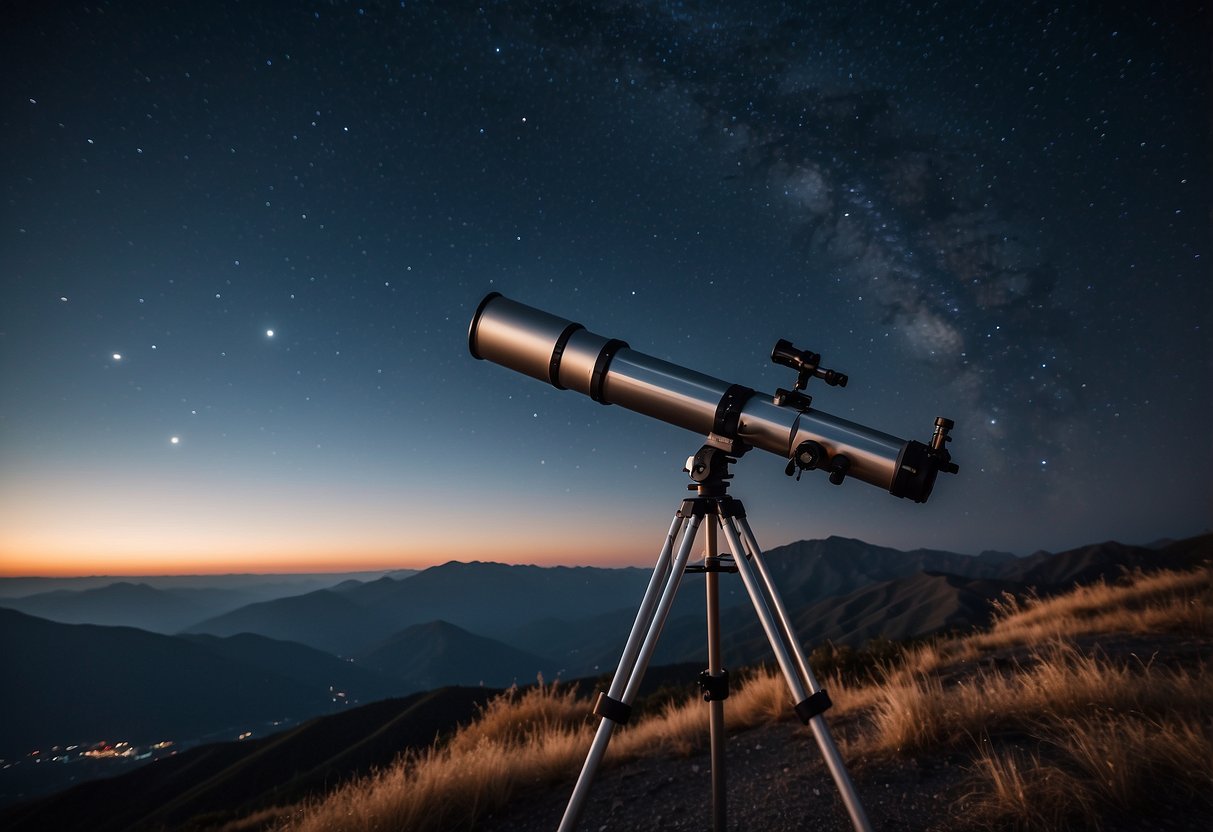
[{"xmin": 469, "ymin": 292, "xmax": 956, "ymax": 502}]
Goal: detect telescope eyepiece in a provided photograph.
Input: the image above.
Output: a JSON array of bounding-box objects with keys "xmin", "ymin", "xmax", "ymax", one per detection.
[{"xmin": 771, "ymin": 339, "xmax": 812, "ymax": 371}]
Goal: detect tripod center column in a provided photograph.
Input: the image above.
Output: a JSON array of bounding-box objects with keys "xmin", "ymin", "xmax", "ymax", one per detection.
[{"xmin": 704, "ymin": 515, "xmax": 727, "ymax": 832}]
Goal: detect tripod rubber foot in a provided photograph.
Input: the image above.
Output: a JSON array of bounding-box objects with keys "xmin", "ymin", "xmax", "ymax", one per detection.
[
  {"xmin": 592, "ymin": 691, "xmax": 632, "ymax": 725},
  {"xmin": 794, "ymin": 689, "xmax": 832, "ymax": 723}
]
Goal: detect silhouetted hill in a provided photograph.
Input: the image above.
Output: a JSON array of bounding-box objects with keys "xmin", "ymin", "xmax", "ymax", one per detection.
[
  {"xmin": 179, "ymin": 632, "xmax": 403, "ymax": 699},
  {"xmin": 0, "ymin": 582, "xmax": 253, "ymax": 634},
  {"xmin": 0, "ymin": 666, "xmax": 707, "ymax": 832},
  {"xmin": 0, "ymin": 610, "xmax": 406, "ymax": 759},
  {"xmin": 0, "ymin": 686, "xmax": 497, "ymax": 832},
  {"xmin": 357, "ymin": 620, "xmax": 556, "ymax": 691},
  {"xmin": 183, "ymin": 588, "xmax": 394, "ymax": 655},
  {"xmin": 527, "ymin": 536, "xmax": 1211, "ymax": 674},
  {"xmin": 503, "ymin": 606, "xmax": 639, "ymax": 674},
  {"xmin": 351, "ymin": 561, "xmax": 655, "ymax": 635},
  {"xmin": 186, "ymin": 562, "xmax": 655, "ymax": 656},
  {"xmin": 790, "ymin": 570, "xmax": 1016, "ymax": 645},
  {"xmin": 757, "ymin": 535, "xmax": 1015, "ymax": 609},
  {"xmin": 608, "ymin": 570, "xmax": 1017, "ymax": 670},
  {"xmin": 333, "ymin": 573, "xmax": 409, "ymax": 604},
  {"xmin": 0, "ymin": 570, "xmax": 417, "ymax": 601},
  {"xmin": 1002, "ymin": 536, "xmax": 1211, "ymax": 586}
]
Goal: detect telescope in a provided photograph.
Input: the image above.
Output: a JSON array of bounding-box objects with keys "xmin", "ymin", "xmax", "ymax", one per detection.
[
  {"xmin": 469, "ymin": 292, "xmax": 960, "ymax": 831},
  {"xmin": 468, "ymin": 292, "xmax": 958, "ymax": 501}
]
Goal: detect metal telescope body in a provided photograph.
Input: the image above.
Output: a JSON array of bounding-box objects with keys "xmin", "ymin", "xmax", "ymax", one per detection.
[{"xmin": 468, "ymin": 292, "xmax": 956, "ymax": 502}]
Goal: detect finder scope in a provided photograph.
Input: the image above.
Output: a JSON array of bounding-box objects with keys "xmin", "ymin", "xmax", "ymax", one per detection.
[{"xmin": 468, "ymin": 293, "xmax": 958, "ymax": 502}]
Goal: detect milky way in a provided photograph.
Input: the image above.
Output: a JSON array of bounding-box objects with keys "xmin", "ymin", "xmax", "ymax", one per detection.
[{"xmin": 514, "ymin": 1, "xmax": 1135, "ymax": 473}]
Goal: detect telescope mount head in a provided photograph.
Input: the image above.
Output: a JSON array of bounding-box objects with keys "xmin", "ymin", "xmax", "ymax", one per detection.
[{"xmin": 685, "ymin": 435, "xmax": 750, "ymax": 497}]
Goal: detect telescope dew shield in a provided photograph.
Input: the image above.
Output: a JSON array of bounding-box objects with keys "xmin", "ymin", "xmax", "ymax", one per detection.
[{"xmin": 469, "ymin": 292, "xmax": 957, "ymax": 502}]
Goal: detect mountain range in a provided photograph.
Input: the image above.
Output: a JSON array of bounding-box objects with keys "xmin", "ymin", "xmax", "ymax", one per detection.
[
  {"xmin": 182, "ymin": 561, "xmax": 658, "ymax": 656},
  {"xmin": 1, "ymin": 533, "xmax": 1208, "ymax": 813},
  {"xmin": 0, "ymin": 570, "xmax": 419, "ymax": 633}
]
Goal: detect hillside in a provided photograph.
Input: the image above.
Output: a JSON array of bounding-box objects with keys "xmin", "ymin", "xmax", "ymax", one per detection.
[
  {"xmin": 356, "ymin": 620, "xmax": 557, "ymax": 691},
  {"xmin": 0, "ymin": 582, "xmax": 244, "ymax": 633},
  {"xmin": 267, "ymin": 561, "xmax": 1213, "ymax": 832},
  {"xmin": 179, "ymin": 535, "xmax": 1207, "ymax": 668},
  {"xmin": 183, "ymin": 589, "xmax": 395, "ymax": 656},
  {"xmin": 0, "ymin": 611, "xmax": 405, "ymax": 759},
  {"xmin": 183, "ymin": 563, "xmax": 657, "ymax": 656},
  {"xmin": 0, "ymin": 666, "xmax": 703, "ymax": 832},
  {"xmin": 0, "ymin": 687, "xmax": 497, "ymax": 832},
  {"xmin": 508, "ymin": 535, "xmax": 1211, "ymax": 676},
  {"xmin": 0, "ymin": 572, "xmax": 422, "ymax": 638}
]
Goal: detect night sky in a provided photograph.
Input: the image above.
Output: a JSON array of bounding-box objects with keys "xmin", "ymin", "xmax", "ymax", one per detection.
[{"xmin": 2, "ymin": 1, "xmax": 1209, "ymax": 576}]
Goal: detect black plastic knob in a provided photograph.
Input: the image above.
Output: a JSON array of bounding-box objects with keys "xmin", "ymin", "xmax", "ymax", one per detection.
[{"xmin": 828, "ymin": 454, "xmax": 850, "ymax": 485}]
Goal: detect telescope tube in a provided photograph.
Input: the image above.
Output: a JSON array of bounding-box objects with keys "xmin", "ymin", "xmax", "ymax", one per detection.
[{"xmin": 469, "ymin": 292, "xmax": 953, "ymax": 502}]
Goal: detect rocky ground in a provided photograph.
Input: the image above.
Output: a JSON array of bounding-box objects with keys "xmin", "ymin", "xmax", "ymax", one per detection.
[
  {"xmin": 477, "ymin": 713, "xmax": 977, "ymax": 832},
  {"xmin": 477, "ymin": 718, "xmax": 1206, "ymax": 831}
]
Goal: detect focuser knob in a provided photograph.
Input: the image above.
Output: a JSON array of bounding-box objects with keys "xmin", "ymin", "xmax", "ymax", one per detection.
[
  {"xmin": 828, "ymin": 454, "xmax": 850, "ymax": 485},
  {"xmin": 785, "ymin": 440, "xmax": 827, "ymax": 481}
]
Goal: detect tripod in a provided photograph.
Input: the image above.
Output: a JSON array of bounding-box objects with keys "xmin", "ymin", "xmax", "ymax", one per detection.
[{"xmin": 557, "ymin": 442, "xmax": 873, "ymax": 832}]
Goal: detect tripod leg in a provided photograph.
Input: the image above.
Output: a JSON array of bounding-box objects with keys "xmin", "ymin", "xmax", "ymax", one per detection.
[
  {"xmin": 734, "ymin": 518, "xmax": 822, "ymax": 700},
  {"xmin": 558, "ymin": 511, "xmax": 703, "ymax": 832},
  {"xmin": 720, "ymin": 516, "xmax": 874, "ymax": 832},
  {"xmin": 704, "ymin": 522, "xmax": 727, "ymax": 832},
  {"xmin": 603, "ymin": 513, "xmax": 686, "ymax": 705}
]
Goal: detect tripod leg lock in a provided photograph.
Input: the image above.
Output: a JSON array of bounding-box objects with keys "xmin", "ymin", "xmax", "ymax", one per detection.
[
  {"xmin": 793, "ymin": 689, "xmax": 832, "ymax": 723},
  {"xmin": 698, "ymin": 669, "xmax": 730, "ymax": 701},
  {"xmin": 592, "ymin": 691, "xmax": 632, "ymax": 725}
]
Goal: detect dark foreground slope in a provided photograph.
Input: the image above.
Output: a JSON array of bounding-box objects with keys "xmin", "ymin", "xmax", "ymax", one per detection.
[
  {"xmin": 0, "ymin": 610, "xmax": 411, "ymax": 760},
  {"xmin": 0, "ymin": 665, "xmax": 703, "ymax": 832},
  {"xmin": 0, "ymin": 687, "xmax": 494, "ymax": 832}
]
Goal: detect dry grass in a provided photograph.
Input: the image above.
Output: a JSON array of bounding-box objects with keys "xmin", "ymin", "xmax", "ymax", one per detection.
[
  {"xmin": 444, "ymin": 680, "xmax": 586, "ymax": 756},
  {"xmin": 967, "ymin": 713, "xmax": 1213, "ymax": 829},
  {"xmin": 857, "ymin": 641, "xmax": 1212, "ymax": 756},
  {"xmin": 271, "ymin": 565, "xmax": 1212, "ymax": 832},
  {"xmin": 278, "ymin": 681, "xmax": 593, "ymax": 832},
  {"xmin": 974, "ymin": 566, "xmax": 1213, "ymax": 649}
]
